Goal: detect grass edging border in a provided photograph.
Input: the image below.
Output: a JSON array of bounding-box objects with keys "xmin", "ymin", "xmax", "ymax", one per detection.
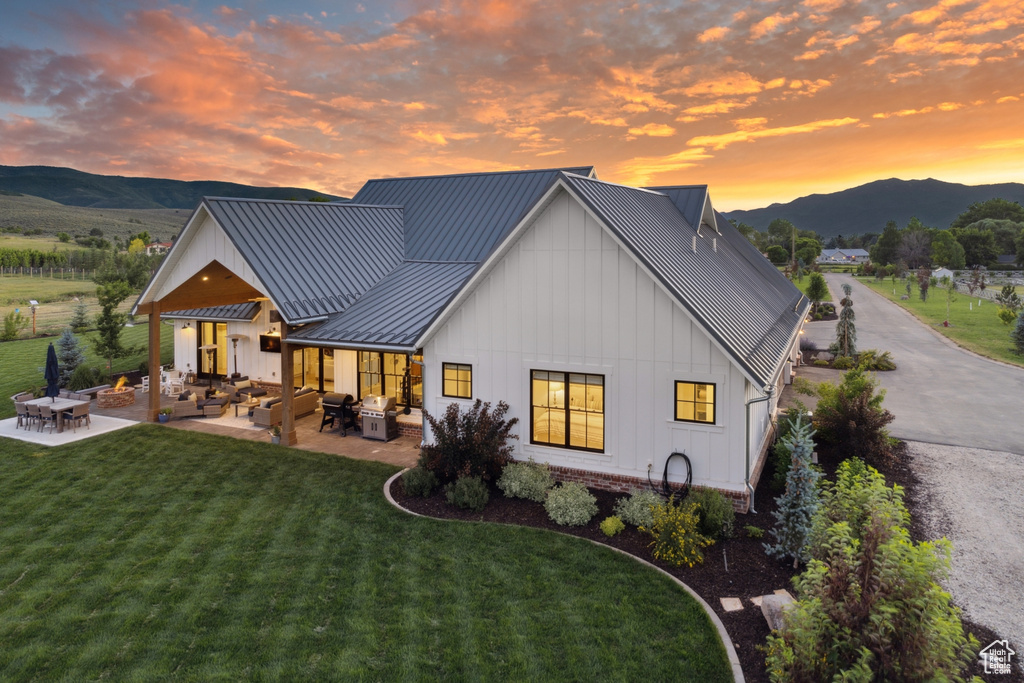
[{"xmin": 382, "ymin": 469, "xmax": 746, "ymax": 683}]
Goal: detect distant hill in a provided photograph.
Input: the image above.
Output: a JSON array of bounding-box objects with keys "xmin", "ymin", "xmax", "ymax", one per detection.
[
  {"xmin": 0, "ymin": 165, "xmax": 342, "ymax": 210},
  {"xmin": 722, "ymin": 178, "xmax": 1024, "ymax": 238}
]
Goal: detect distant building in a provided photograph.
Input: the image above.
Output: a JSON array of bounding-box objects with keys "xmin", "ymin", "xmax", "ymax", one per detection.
[
  {"xmin": 818, "ymin": 248, "xmax": 870, "ymax": 264},
  {"xmin": 145, "ymin": 242, "xmax": 173, "ymax": 256}
]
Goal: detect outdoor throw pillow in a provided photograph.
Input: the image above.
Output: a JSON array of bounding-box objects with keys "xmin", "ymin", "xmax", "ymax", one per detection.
[
  {"xmin": 178, "ymin": 390, "xmax": 191, "ymax": 402},
  {"xmin": 260, "ymin": 398, "xmax": 274, "ymax": 409},
  {"xmin": 235, "ymin": 380, "xmax": 251, "ymax": 390}
]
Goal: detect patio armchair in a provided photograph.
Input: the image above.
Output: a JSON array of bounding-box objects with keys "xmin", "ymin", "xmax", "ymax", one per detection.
[
  {"xmin": 62, "ymin": 402, "xmax": 91, "ymax": 432},
  {"xmin": 38, "ymin": 405, "xmax": 58, "ymax": 434}
]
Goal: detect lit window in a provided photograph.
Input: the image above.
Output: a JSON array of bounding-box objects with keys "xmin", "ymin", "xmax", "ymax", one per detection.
[
  {"xmin": 531, "ymin": 371, "xmax": 604, "ymax": 452},
  {"xmin": 442, "ymin": 363, "xmax": 472, "ymax": 399},
  {"xmin": 675, "ymin": 381, "xmax": 715, "ymax": 424}
]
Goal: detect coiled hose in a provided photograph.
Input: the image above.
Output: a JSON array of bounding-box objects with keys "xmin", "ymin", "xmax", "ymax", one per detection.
[{"xmin": 647, "ymin": 451, "xmax": 692, "ymax": 499}]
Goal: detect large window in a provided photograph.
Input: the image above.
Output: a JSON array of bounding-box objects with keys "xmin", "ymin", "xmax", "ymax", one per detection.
[
  {"xmin": 531, "ymin": 371, "xmax": 604, "ymax": 452},
  {"xmin": 442, "ymin": 363, "xmax": 472, "ymax": 398},
  {"xmin": 675, "ymin": 381, "xmax": 715, "ymax": 424},
  {"xmin": 358, "ymin": 351, "xmax": 422, "ymax": 408}
]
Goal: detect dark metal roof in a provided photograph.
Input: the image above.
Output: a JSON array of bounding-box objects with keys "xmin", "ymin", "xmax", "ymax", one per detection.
[
  {"xmin": 288, "ymin": 261, "xmax": 477, "ymax": 349},
  {"xmin": 646, "ymin": 185, "xmax": 709, "ymax": 232},
  {"xmin": 161, "ymin": 302, "xmax": 261, "ymax": 322},
  {"xmin": 561, "ymin": 173, "xmax": 807, "ymax": 388},
  {"xmin": 352, "ymin": 167, "xmax": 594, "ymax": 261},
  {"xmin": 202, "ymin": 198, "xmax": 404, "ymax": 323}
]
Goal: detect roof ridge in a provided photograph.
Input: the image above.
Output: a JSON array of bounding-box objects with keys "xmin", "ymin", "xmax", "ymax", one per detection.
[
  {"xmin": 202, "ymin": 196, "xmax": 401, "ymax": 209},
  {"xmin": 362, "ymin": 166, "xmax": 595, "ymax": 184},
  {"xmin": 561, "ymin": 173, "xmax": 668, "ymax": 197}
]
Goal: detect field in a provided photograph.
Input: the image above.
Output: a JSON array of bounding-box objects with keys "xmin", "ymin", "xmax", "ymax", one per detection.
[
  {"xmin": 1, "ymin": 324, "xmax": 173, "ymax": 414},
  {"xmin": 0, "ymin": 428, "xmax": 730, "ymax": 681},
  {"xmin": 859, "ymin": 277, "xmax": 1024, "ymax": 367},
  {"xmin": 0, "ymin": 194, "xmax": 186, "ymax": 243},
  {"xmin": 1, "ymin": 275, "xmax": 139, "ymax": 336}
]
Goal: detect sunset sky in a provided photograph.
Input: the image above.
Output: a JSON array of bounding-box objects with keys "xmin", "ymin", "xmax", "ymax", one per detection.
[{"xmin": 1, "ymin": 0, "xmax": 1021, "ymax": 210}]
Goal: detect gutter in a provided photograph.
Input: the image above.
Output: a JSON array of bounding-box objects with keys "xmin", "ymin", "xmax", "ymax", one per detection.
[{"xmin": 744, "ymin": 384, "xmax": 774, "ymax": 514}]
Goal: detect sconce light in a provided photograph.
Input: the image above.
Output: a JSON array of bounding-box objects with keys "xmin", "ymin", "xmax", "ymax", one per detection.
[
  {"xmin": 183, "ymin": 321, "xmax": 191, "ymax": 329},
  {"xmin": 268, "ymin": 326, "xmax": 277, "ymax": 335}
]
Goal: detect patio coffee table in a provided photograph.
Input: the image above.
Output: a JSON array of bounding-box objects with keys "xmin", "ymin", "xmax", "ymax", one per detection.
[{"xmin": 236, "ymin": 398, "xmax": 260, "ymax": 417}]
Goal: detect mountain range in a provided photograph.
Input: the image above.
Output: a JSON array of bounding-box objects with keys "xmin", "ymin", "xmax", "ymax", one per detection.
[
  {"xmin": 0, "ymin": 165, "xmax": 340, "ymax": 210},
  {"xmin": 722, "ymin": 178, "xmax": 1024, "ymax": 238}
]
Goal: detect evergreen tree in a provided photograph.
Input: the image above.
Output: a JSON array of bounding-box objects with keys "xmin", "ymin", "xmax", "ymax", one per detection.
[
  {"xmin": 806, "ymin": 273, "xmax": 828, "ymax": 315},
  {"xmin": 93, "ymin": 280, "xmax": 135, "ymax": 371},
  {"xmin": 869, "ymin": 221, "xmax": 902, "ymax": 265},
  {"xmin": 70, "ymin": 300, "xmax": 90, "ymax": 332},
  {"xmin": 56, "ymin": 327, "xmax": 88, "ymax": 387},
  {"xmin": 765, "ymin": 416, "xmax": 821, "ymax": 568},
  {"xmin": 835, "ymin": 283, "xmax": 857, "ymax": 357},
  {"xmin": 1012, "ymin": 310, "xmax": 1024, "ymax": 356}
]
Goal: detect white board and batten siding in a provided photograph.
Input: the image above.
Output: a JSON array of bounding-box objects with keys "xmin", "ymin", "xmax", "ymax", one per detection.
[{"xmin": 423, "ymin": 188, "xmax": 761, "ymax": 495}]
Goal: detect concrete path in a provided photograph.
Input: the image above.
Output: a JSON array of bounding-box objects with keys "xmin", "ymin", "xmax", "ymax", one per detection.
[{"xmin": 802, "ymin": 272, "xmax": 1024, "ymax": 455}]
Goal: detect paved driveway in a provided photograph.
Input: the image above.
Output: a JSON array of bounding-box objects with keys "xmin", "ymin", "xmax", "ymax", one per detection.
[{"xmin": 802, "ymin": 273, "xmax": 1024, "ymax": 455}]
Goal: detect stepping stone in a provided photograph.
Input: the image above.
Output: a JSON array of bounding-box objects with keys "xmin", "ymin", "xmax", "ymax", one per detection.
[
  {"xmin": 761, "ymin": 592, "xmax": 795, "ymax": 630},
  {"xmin": 719, "ymin": 597, "xmax": 743, "ymax": 612},
  {"xmin": 749, "ymin": 596, "xmax": 763, "ymax": 607}
]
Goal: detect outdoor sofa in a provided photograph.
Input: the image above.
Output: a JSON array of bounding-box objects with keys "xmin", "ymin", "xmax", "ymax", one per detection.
[
  {"xmin": 249, "ymin": 387, "xmax": 318, "ymax": 428},
  {"xmin": 222, "ymin": 376, "xmax": 268, "ymax": 403},
  {"xmin": 172, "ymin": 390, "xmax": 230, "ymax": 419}
]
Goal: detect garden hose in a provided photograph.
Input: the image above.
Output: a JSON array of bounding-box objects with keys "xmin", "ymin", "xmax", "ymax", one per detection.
[{"xmin": 647, "ymin": 451, "xmax": 692, "ymax": 499}]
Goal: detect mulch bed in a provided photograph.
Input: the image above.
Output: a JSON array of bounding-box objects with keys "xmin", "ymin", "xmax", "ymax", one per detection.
[{"xmin": 391, "ymin": 443, "xmax": 1016, "ymax": 682}]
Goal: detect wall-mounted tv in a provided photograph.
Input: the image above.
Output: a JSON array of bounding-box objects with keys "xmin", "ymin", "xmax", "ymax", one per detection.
[{"xmin": 259, "ymin": 334, "xmax": 282, "ymax": 353}]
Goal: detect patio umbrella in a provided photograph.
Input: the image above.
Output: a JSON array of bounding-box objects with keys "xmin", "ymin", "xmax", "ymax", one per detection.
[{"xmin": 44, "ymin": 342, "xmax": 60, "ymax": 402}]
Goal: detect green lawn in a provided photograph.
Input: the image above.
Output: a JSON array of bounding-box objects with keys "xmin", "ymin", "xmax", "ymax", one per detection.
[
  {"xmin": 858, "ymin": 277, "xmax": 1024, "ymax": 367},
  {"xmin": 0, "ymin": 428, "xmax": 731, "ymax": 681},
  {"xmin": 0, "ymin": 274, "xmax": 95, "ymax": 305},
  {"xmin": 1, "ymin": 324, "xmax": 173, "ymax": 416},
  {"xmin": 791, "ymin": 273, "xmax": 832, "ymax": 302}
]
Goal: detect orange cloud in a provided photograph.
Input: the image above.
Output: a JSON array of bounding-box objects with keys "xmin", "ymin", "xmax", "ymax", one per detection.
[
  {"xmin": 750, "ymin": 12, "xmax": 800, "ymax": 40},
  {"xmin": 698, "ymin": 26, "xmax": 731, "ymax": 43},
  {"xmin": 627, "ymin": 123, "xmax": 676, "ymax": 137},
  {"xmin": 687, "ymin": 117, "xmax": 860, "ymax": 150}
]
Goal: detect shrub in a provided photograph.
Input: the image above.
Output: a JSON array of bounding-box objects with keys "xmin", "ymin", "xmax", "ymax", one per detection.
[
  {"xmin": 600, "ymin": 516, "xmax": 626, "ymax": 537},
  {"xmin": 544, "ymin": 482, "xmax": 598, "ymax": 526},
  {"xmin": 686, "ymin": 487, "xmax": 735, "ymax": 540},
  {"xmin": 766, "ymin": 459, "xmax": 977, "ymax": 681},
  {"xmin": 1013, "ymin": 310, "xmax": 1024, "ymax": 355},
  {"xmin": 640, "ymin": 496, "xmax": 712, "ymax": 568},
  {"xmin": 613, "ymin": 489, "xmax": 665, "ymax": 528},
  {"xmin": 814, "ymin": 366, "xmax": 896, "ymax": 469},
  {"xmin": 798, "ymin": 336, "xmax": 817, "ymax": 354},
  {"xmin": 56, "ymin": 327, "xmax": 88, "ymax": 387},
  {"xmin": 856, "ymin": 348, "xmax": 896, "ymax": 371},
  {"xmin": 832, "ymin": 355, "xmax": 854, "ymax": 369},
  {"xmin": 2, "ymin": 310, "xmax": 28, "ymax": 341},
  {"xmin": 401, "ymin": 466, "xmax": 438, "ymax": 498},
  {"xmin": 67, "ymin": 365, "xmax": 107, "ymax": 392},
  {"xmin": 419, "ymin": 399, "xmax": 519, "ymax": 484},
  {"xmin": 812, "ymin": 312, "xmax": 822, "ymax": 321},
  {"xmin": 765, "ymin": 417, "xmax": 821, "ymax": 568},
  {"xmin": 444, "ymin": 475, "xmax": 489, "ymax": 512},
  {"xmin": 744, "ymin": 525, "xmax": 764, "ymax": 539},
  {"xmin": 769, "ymin": 404, "xmax": 807, "ymax": 492},
  {"xmin": 998, "ymin": 307, "xmax": 1018, "ymax": 326},
  {"xmin": 497, "ymin": 458, "xmax": 554, "ymax": 503}
]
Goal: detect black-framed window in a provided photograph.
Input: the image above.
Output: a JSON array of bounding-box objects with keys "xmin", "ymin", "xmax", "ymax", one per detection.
[
  {"xmin": 358, "ymin": 351, "xmax": 422, "ymax": 408},
  {"xmin": 442, "ymin": 363, "xmax": 472, "ymax": 399},
  {"xmin": 531, "ymin": 370, "xmax": 604, "ymax": 452},
  {"xmin": 675, "ymin": 381, "xmax": 715, "ymax": 424}
]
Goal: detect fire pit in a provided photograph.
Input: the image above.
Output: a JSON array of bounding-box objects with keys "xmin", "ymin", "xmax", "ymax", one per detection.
[{"xmin": 97, "ymin": 377, "xmax": 136, "ymax": 409}]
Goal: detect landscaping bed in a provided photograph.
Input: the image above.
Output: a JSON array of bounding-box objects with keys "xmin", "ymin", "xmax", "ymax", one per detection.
[{"xmin": 391, "ymin": 444, "xmax": 1011, "ymax": 682}]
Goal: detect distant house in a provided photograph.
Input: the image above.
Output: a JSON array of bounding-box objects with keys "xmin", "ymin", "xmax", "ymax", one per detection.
[
  {"xmin": 818, "ymin": 248, "xmax": 870, "ymax": 264},
  {"xmin": 145, "ymin": 242, "xmax": 173, "ymax": 256},
  {"xmin": 932, "ymin": 267, "xmax": 955, "ymax": 282},
  {"xmin": 132, "ymin": 168, "xmax": 808, "ymax": 512}
]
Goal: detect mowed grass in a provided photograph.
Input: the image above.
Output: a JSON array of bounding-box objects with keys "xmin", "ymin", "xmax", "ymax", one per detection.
[
  {"xmin": 858, "ymin": 277, "xmax": 1024, "ymax": 367},
  {"xmin": 0, "ymin": 323, "xmax": 173, "ymax": 417},
  {"xmin": 0, "ymin": 428, "xmax": 731, "ymax": 681},
  {"xmin": 1, "ymin": 275, "xmax": 139, "ymax": 337},
  {"xmin": 791, "ymin": 273, "xmax": 833, "ymax": 302}
]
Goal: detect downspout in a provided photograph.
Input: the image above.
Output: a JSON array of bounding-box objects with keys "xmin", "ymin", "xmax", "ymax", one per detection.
[
  {"xmin": 411, "ymin": 356, "xmax": 425, "ymax": 447},
  {"xmin": 744, "ymin": 384, "xmax": 774, "ymax": 514}
]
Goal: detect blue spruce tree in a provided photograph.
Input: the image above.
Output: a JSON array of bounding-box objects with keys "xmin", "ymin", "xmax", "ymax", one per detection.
[
  {"xmin": 56, "ymin": 327, "xmax": 88, "ymax": 388},
  {"xmin": 1013, "ymin": 310, "xmax": 1024, "ymax": 356},
  {"xmin": 765, "ymin": 416, "xmax": 821, "ymax": 568}
]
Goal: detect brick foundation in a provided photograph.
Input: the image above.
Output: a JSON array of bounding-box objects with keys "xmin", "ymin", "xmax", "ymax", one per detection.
[{"xmin": 396, "ymin": 420, "xmax": 422, "ymax": 439}]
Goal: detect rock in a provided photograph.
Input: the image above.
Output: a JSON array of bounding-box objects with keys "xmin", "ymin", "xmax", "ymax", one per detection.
[
  {"xmin": 900, "ymin": 295, "xmax": 909, "ymax": 300},
  {"xmin": 761, "ymin": 592, "xmax": 795, "ymax": 631},
  {"xmin": 814, "ymin": 352, "xmax": 834, "ymax": 362},
  {"xmin": 720, "ymin": 597, "xmax": 743, "ymax": 612}
]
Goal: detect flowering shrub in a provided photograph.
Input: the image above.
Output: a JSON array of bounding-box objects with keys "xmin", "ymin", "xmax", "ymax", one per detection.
[
  {"xmin": 640, "ymin": 496, "xmax": 712, "ymax": 568},
  {"xmin": 497, "ymin": 458, "xmax": 554, "ymax": 503},
  {"xmin": 544, "ymin": 482, "xmax": 598, "ymax": 526},
  {"xmin": 613, "ymin": 489, "xmax": 664, "ymax": 528},
  {"xmin": 600, "ymin": 516, "xmax": 626, "ymax": 537}
]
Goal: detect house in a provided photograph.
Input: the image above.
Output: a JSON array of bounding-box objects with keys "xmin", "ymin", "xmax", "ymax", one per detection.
[
  {"xmin": 145, "ymin": 242, "xmax": 173, "ymax": 256},
  {"xmin": 932, "ymin": 267, "xmax": 955, "ymax": 282},
  {"xmin": 132, "ymin": 168, "xmax": 808, "ymax": 512},
  {"xmin": 818, "ymin": 248, "xmax": 870, "ymax": 264}
]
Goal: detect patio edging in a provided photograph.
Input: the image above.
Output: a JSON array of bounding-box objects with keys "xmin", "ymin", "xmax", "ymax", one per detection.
[{"xmin": 382, "ymin": 469, "xmax": 745, "ymax": 683}]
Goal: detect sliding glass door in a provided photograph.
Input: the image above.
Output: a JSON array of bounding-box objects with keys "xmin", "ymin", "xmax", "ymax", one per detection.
[
  {"xmin": 197, "ymin": 322, "xmax": 227, "ymax": 381},
  {"xmin": 291, "ymin": 347, "xmax": 335, "ymax": 393}
]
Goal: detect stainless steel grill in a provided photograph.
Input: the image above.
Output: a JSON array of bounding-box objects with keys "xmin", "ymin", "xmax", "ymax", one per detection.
[{"xmin": 360, "ymin": 394, "xmax": 397, "ymax": 441}]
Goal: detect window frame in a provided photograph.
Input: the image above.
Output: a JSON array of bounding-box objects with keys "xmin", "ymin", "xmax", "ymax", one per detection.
[
  {"xmin": 530, "ymin": 370, "xmax": 605, "ymax": 453},
  {"xmin": 441, "ymin": 362, "xmax": 473, "ymax": 399},
  {"xmin": 674, "ymin": 380, "xmax": 717, "ymax": 425}
]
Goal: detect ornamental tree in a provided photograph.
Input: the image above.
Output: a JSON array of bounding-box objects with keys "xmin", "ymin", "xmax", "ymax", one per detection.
[
  {"xmin": 765, "ymin": 416, "xmax": 820, "ymax": 568},
  {"xmin": 56, "ymin": 327, "xmax": 88, "ymax": 387},
  {"xmin": 834, "ymin": 283, "xmax": 856, "ymax": 357}
]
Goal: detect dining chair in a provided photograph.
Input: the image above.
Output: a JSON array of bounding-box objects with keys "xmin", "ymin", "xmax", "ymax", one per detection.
[
  {"xmin": 26, "ymin": 404, "xmax": 41, "ymax": 431},
  {"xmin": 15, "ymin": 401, "xmax": 30, "ymax": 430},
  {"xmin": 38, "ymin": 405, "xmax": 58, "ymax": 434},
  {"xmin": 63, "ymin": 403, "xmax": 91, "ymax": 432}
]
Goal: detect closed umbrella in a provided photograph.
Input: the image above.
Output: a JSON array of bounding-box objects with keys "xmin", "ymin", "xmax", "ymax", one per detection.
[{"xmin": 44, "ymin": 342, "xmax": 60, "ymax": 401}]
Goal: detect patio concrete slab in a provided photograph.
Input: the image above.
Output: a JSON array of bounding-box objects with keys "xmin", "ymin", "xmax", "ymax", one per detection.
[{"xmin": 0, "ymin": 414, "xmax": 138, "ymax": 446}]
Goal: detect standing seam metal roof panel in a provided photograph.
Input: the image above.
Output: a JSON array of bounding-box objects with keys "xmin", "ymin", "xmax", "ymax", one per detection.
[
  {"xmin": 202, "ymin": 198, "xmax": 404, "ymax": 323},
  {"xmin": 352, "ymin": 167, "xmax": 595, "ymax": 262},
  {"xmin": 561, "ymin": 174, "xmax": 806, "ymax": 387},
  {"xmin": 160, "ymin": 302, "xmax": 262, "ymax": 321}
]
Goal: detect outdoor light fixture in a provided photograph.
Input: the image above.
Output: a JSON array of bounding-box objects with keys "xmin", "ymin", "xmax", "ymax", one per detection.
[
  {"xmin": 227, "ymin": 333, "xmax": 246, "ymax": 378},
  {"xmin": 30, "ymin": 300, "xmax": 38, "ymax": 336}
]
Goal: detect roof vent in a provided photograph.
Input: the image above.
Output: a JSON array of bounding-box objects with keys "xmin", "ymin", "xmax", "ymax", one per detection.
[
  {"xmin": 692, "ymin": 235, "xmax": 697, "ymax": 253},
  {"xmin": 713, "ymin": 237, "xmax": 717, "ymax": 252}
]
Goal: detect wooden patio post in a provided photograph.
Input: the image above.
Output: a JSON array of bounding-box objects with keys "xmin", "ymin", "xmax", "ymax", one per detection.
[
  {"xmin": 148, "ymin": 302, "xmax": 161, "ymax": 422},
  {"xmin": 280, "ymin": 324, "xmax": 297, "ymax": 446}
]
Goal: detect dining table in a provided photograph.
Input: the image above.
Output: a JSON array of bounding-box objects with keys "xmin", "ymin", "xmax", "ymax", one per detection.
[{"xmin": 24, "ymin": 396, "xmax": 90, "ymax": 433}]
